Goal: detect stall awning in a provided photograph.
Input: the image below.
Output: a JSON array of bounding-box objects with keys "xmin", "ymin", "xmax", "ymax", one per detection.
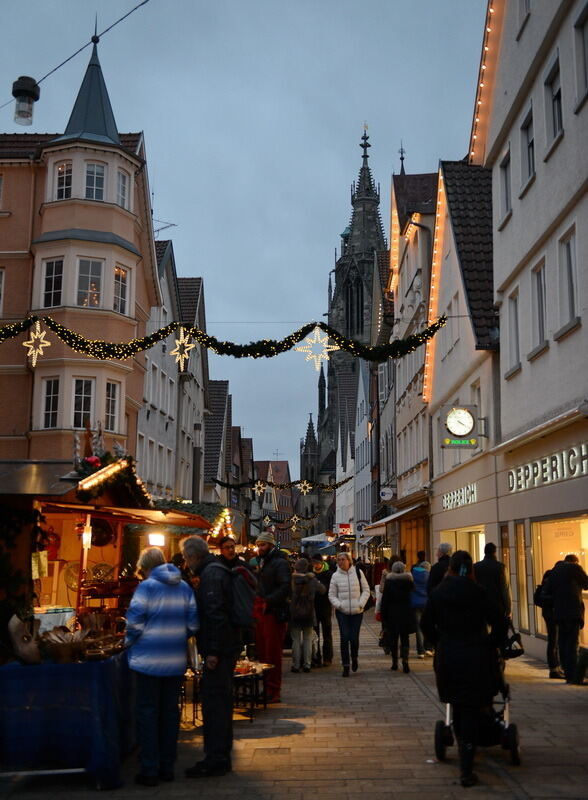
[
  {"xmin": 356, "ymin": 535, "xmax": 374, "ymax": 546},
  {"xmin": 41, "ymin": 501, "xmax": 211, "ymax": 530},
  {"xmin": 301, "ymin": 533, "xmax": 331, "ymax": 544},
  {"xmin": 362, "ymin": 503, "xmax": 425, "ymax": 535}
]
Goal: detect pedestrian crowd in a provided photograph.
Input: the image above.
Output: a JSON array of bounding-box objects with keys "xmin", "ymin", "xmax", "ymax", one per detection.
[{"xmin": 123, "ymin": 530, "xmax": 587, "ymax": 791}]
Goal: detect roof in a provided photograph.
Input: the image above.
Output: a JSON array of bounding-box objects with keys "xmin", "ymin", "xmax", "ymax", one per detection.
[
  {"xmin": 376, "ymin": 249, "xmax": 393, "ymax": 317},
  {"xmin": 0, "ymin": 461, "xmax": 76, "ymax": 496},
  {"xmin": 347, "ymin": 133, "xmax": 387, "ymax": 254},
  {"xmin": 269, "ymin": 461, "xmax": 291, "ymax": 485},
  {"xmin": 441, "ymin": 160, "xmax": 497, "ymax": 350},
  {"xmin": 255, "ymin": 461, "xmax": 270, "ymax": 481},
  {"xmin": 0, "ymin": 132, "xmax": 142, "ymax": 160},
  {"xmin": 204, "ymin": 380, "xmax": 229, "ymax": 482},
  {"xmin": 393, "ymin": 172, "xmax": 438, "ymax": 230},
  {"xmin": 241, "ymin": 438, "xmax": 254, "ymax": 481},
  {"xmin": 53, "ymin": 44, "xmax": 120, "ymax": 147},
  {"xmin": 177, "ymin": 278, "xmax": 203, "ymax": 326}
]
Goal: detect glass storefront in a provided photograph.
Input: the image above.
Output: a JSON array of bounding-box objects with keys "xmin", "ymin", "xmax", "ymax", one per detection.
[
  {"xmin": 532, "ymin": 513, "xmax": 588, "ymax": 646},
  {"xmin": 439, "ymin": 526, "xmax": 486, "ymax": 563},
  {"xmin": 515, "ymin": 522, "xmax": 529, "ymax": 631}
]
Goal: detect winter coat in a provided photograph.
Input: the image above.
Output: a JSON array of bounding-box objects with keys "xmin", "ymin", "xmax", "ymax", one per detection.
[
  {"xmin": 427, "ymin": 554, "xmax": 450, "ymax": 595},
  {"xmin": 313, "ymin": 564, "xmax": 333, "ymax": 621},
  {"xmin": 328, "ymin": 566, "xmax": 370, "ymax": 616},
  {"xmin": 195, "ymin": 553, "xmax": 243, "ymax": 657},
  {"xmin": 381, "ymin": 572, "xmax": 416, "ymax": 636},
  {"xmin": 410, "ymin": 564, "xmax": 430, "ymax": 609},
  {"xmin": 256, "ymin": 546, "xmax": 291, "ymax": 618},
  {"xmin": 544, "ymin": 561, "xmax": 588, "ymax": 625},
  {"xmin": 421, "ymin": 575, "xmax": 507, "ymax": 706},
  {"xmin": 290, "ymin": 572, "xmax": 326, "ymax": 626},
  {"xmin": 474, "ymin": 555, "xmax": 512, "ymax": 617},
  {"xmin": 125, "ymin": 563, "xmax": 198, "ymax": 677}
]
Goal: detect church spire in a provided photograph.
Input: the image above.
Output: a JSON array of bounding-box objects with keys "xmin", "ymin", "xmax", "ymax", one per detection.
[
  {"xmin": 54, "ymin": 37, "xmax": 120, "ymax": 146},
  {"xmin": 347, "ymin": 127, "xmax": 386, "ymax": 254},
  {"xmin": 303, "ymin": 413, "xmax": 318, "ymax": 452}
]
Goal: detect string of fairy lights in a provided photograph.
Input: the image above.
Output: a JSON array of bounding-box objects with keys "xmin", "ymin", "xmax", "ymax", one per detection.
[
  {"xmin": 12, "ymin": 315, "xmax": 446, "ymax": 372},
  {"xmin": 215, "ymin": 476, "xmax": 352, "ymax": 494}
]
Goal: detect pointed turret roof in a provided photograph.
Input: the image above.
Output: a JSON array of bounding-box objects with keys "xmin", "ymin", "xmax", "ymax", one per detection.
[
  {"xmin": 53, "ymin": 40, "xmax": 120, "ymax": 146},
  {"xmin": 303, "ymin": 414, "xmax": 318, "ymax": 452},
  {"xmin": 346, "ymin": 131, "xmax": 386, "ymax": 254}
]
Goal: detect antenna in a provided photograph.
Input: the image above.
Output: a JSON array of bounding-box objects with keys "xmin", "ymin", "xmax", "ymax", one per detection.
[{"xmin": 153, "ymin": 219, "xmax": 178, "ymax": 237}]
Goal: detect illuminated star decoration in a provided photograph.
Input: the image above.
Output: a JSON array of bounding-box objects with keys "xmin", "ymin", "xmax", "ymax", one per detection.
[
  {"xmin": 294, "ymin": 326, "xmax": 339, "ymax": 371},
  {"xmin": 291, "ymin": 514, "xmax": 300, "ymax": 525},
  {"xmin": 263, "ymin": 514, "xmax": 271, "ymax": 526},
  {"xmin": 170, "ymin": 327, "xmax": 195, "ymax": 372},
  {"xmin": 23, "ymin": 321, "xmax": 51, "ymax": 367},
  {"xmin": 254, "ymin": 480, "xmax": 266, "ymax": 496},
  {"xmin": 297, "ymin": 480, "xmax": 313, "ymax": 495}
]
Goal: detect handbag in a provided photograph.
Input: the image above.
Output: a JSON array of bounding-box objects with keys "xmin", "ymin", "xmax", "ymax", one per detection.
[
  {"xmin": 502, "ymin": 623, "xmax": 524, "ymax": 660},
  {"xmin": 355, "ymin": 565, "xmax": 375, "ymax": 610}
]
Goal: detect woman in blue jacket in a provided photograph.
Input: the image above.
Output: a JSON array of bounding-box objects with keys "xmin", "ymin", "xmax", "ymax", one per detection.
[
  {"xmin": 411, "ymin": 559, "xmax": 432, "ymax": 658},
  {"xmin": 125, "ymin": 547, "xmax": 198, "ymax": 786}
]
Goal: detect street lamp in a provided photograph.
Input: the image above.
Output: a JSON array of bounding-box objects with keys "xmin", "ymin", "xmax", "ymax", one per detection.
[{"xmin": 12, "ymin": 76, "xmax": 40, "ymax": 125}]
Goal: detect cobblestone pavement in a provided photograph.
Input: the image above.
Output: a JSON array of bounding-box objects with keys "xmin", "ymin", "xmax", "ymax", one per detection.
[{"xmin": 2, "ymin": 612, "xmax": 587, "ymax": 799}]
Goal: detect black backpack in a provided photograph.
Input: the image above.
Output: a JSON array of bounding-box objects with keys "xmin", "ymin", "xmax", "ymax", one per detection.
[
  {"xmin": 205, "ymin": 562, "xmax": 257, "ymax": 628},
  {"xmin": 290, "ymin": 578, "xmax": 314, "ymax": 622}
]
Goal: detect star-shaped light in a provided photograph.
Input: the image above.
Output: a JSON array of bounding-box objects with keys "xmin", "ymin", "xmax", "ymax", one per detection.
[
  {"xmin": 254, "ymin": 480, "xmax": 266, "ymax": 496},
  {"xmin": 290, "ymin": 514, "xmax": 300, "ymax": 525},
  {"xmin": 298, "ymin": 479, "xmax": 313, "ymax": 495},
  {"xmin": 23, "ymin": 321, "xmax": 51, "ymax": 367},
  {"xmin": 263, "ymin": 514, "xmax": 271, "ymax": 526},
  {"xmin": 170, "ymin": 327, "xmax": 195, "ymax": 372},
  {"xmin": 291, "ymin": 523, "xmax": 299, "ymax": 534},
  {"xmin": 294, "ymin": 326, "xmax": 339, "ymax": 371}
]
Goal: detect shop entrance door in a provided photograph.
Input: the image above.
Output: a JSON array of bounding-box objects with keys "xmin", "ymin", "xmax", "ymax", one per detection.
[{"xmin": 441, "ymin": 528, "xmax": 486, "ymax": 562}]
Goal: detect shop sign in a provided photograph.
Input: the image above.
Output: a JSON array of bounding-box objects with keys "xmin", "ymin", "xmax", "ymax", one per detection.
[
  {"xmin": 442, "ymin": 482, "xmax": 478, "ymax": 510},
  {"xmin": 508, "ymin": 442, "xmax": 588, "ymax": 493}
]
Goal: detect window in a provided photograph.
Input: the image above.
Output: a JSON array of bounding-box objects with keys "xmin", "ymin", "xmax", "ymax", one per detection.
[
  {"xmin": 117, "ymin": 169, "xmax": 129, "ymax": 209},
  {"xmin": 105, "ymin": 381, "xmax": 118, "ymax": 432},
  {"xmin": 73, "ymin": 378, "xmax": 94, "ymax": 428},
  {"xmin": 521, "ymin": 110, "xmax": 535, "ymax": 181},
  {"xmin": 545, "ymin": 60, "xmax": 563, "ymax": 141},
  {"xmin": 0, "ymin": 174, "xmax": 3, "ymax": 207},
  {"xmin": 77, "ymin": 259, "xmax": 102, "ymax": 307},
  {"xmin": 43, "ymin": 378, "xmax": 59, "ymax": 429},
  {"xmin": 575, "ymin": 4, "xmax": 588, "ymax": 97},
  {"xmin": 55, "ymin": 162, "xmax": 72, "ymax": 200},
  {"xmin": 515, "ymin": 522, "xmax": 529, "ymax": 631},
  {"xmin": 508, "ymin": 292, "xmax": 520, "ymax": 367},
  {"xmin": 85, "ymin": 163, "xmax": 105, "ymax": 200},
  {"xmin": 0, "ymin": 269, "xmax": 4, "ymax": 315},
  {"xmin": 113, "ymin": 266, "xmax": 128, "ymax": 314},
  {"xmin": 532, "ymin": 262, "xmax": 547, "ymax": 344},
  {"xmin": 500, "ymin": 147, "xmax": 512, "ymax": 217},
  {"xmin": 43, "ymin": 259, "xmax": 63, "ymax": 307},
  {"xmin": 559, "ymin": 232, "xmax": 578, "ymax": 324}
]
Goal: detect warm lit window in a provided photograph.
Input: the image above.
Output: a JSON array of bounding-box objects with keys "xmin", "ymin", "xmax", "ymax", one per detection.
[
  {"xmin": 55, "ymin": 162, "xmax": 72, "ymax": 200},
  {"xmin": 105, "ymin": 381, "xmax": 118, "ymax": 432},
  {"xmin": 43, "ymin": 377, "xmax": 59, "ymax": 429},
  {"xmin": 559, "ymin": 231, "xmax": 578, "ymax": 325},
  {"xmin": 545, "ymin": 61, "xmax": 563, "ymax": 141},
  {"xmin": 508, "ymin": 292, "xmax": 520, "ymax": 367},
  {"xmin": 77, "ymin": 259, "xmax": 102, "ymax": 307},
  {"xmin": 500, "ymin": 147, "xmax": 512, "ymax": 217},
  {"xmin": 43, "ymin": 259, "xmax": 63, "ymax": 308},
  {"xmin": 85, "ymin": 163, "xmax": 105, "ymax": 201},
  {"xmin": 532, "ymin": 262, "xmax": 547, "ymax": 345},
  {"xmin": 73, "ymin": 378, "xmax": 94, "ymax": 428},
  {"xmin": 117, "ymin": 169, "xmax": 129, "ymax": 209},
  {"xmin": 521, "ymin": 110, "xmax": 535, "ymax": 182},
  {"xmin": 113, "ymin": 266, "xmax": 128, "ymax": 314}
]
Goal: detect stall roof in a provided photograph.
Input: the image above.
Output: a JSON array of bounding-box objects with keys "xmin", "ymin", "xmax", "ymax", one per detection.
[
  {"xmin": 41, "ymin": 501, "xmax": 211, "ymax": 530},
  {"xmin": 0, "ymin": 461, "xmax": 77, "ymax": 496}
]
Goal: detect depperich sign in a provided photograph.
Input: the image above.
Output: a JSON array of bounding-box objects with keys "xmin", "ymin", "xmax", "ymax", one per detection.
[
  {"xmin": 442, "ymin": 483, "xmax": 478, "ymax": 510},
  {"xmin": 507, "ymin": 442, "xmax": 588, "ymax": 493}
]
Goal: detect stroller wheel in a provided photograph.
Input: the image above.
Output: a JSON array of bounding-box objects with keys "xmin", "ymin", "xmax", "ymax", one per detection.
[
  {"xmin": 506, "ymin": 724, "xmax": 521, "ymax": 766},
  {"xmin": 434, "ymin": 720, "xmax": 451, "ymax": 761}
]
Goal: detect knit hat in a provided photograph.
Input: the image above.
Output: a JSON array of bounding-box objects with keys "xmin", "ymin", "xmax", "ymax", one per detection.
[
  {"xmin": 311, "ymin": 554, "xmax": 324, "ymax": 563},
  {"xmin": 294, "ymin": 558, "xmax": 309, "ymax": 573},
  {"xmin": 256, "ymin": 530, "xmax": 276, "ymax": 545}
]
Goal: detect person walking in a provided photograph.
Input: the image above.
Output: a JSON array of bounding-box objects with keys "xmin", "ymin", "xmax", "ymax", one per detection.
[
  {"xmin": 328, "ymin": 552, "xmax": 370, "ymax": 677},
  {"xmin": 427, "ymin": 543, "xmax": 452, "ymax": 595},
  {"xmin": 289, "ymin": 558, "xmax": 326, "ymax": 672},
  {"xmin": 543, "ymin": 554, "xmax": 588, "ymax": 683},
  {"xmin": 410, "ymin": 558, "xmax": 432, "ymax": 658},
  {"xmin": 474, "ymin": 542, "xmax": 512, "ymax": 619},
  {"xmin": 535, "ymin": 567, "xmax": 564, "ymax": 679},
  {"xmin": 125, "ymin": 547, "xmax": 198, "ymax": 787},
  {"xmin": 181, "ymin": 535, "xmax": 242, "ymax": 778},
  {"xmin": 253, "ymin": 530, "xmax": 291, "ymax": 703},
  {"xmin": 310, "ymin": 554, "xmax": 333, "ymax": 666},
  {"xmin": 421, "ymin": 550, "xmax": 507, "ymax": 788},
  {"xmin": 380, "ymin": 561, "xmax": 415, "ymax": 673}
]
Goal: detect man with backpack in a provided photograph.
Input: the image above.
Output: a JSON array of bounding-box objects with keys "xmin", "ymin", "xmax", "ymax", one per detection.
[
  {"xmin": 289, "ymin": 558, "xmax": 326, "ymax": 672},
  {"xmin": 181, "ymin": 535, "xmax": 242, "ymax": 778},
  {"xmin": 311, "ymin": 554, "xmax": 333, "ymax": 666}
]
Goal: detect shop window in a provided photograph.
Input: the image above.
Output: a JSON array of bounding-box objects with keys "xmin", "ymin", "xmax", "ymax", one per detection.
[
  {"xmin": 515, "ymin": 522, "xmax": 529, "ymax": 631},
  {"xmin": 500, "ymin": 524, "xmax": 510, "ymax": 576}
]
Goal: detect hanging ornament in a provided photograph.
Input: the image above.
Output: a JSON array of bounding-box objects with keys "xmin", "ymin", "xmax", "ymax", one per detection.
[
  {"xmin": 291, "ymin": 522, "xmax": 299, "ymax": 534},
  {"xmin": 294, "ymin": 326, "xmax": 339, "ymax": 371},
  {"xmin": 298, "ymin": 479, "xmax": 313, "ymax": 495},
  {"xmin": 170, "ymin": 327, "xmax": 195, "ymax": 372},
  {"xmin": 290, "ymin": 514, "xmax": 300, "ymax": 525},
  {"xmin": 263, "ymin": 514, "xmax": 271, "ymax": 526},
  {"xmin": 22, "ymin": 320, "xmax": 51, "ymax": 367},
  {"xmin": 254, "ymin": 480, "xmax": 266, "ymax": 496}
]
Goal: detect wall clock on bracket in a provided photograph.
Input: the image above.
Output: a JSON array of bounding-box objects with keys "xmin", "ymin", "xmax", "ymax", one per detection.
[{"xmin": 445, "ymin": 407, "xmax": 476, "ymax": 437}]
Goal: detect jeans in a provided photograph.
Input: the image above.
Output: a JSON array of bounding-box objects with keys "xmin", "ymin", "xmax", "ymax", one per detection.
[
  {"xmin": 390, "ymin": 630, "xmax": 409, "ymax": 664},
  {"xmin": 335, "ymin": 610, "xmax": 363, "ymax": 667},
  {"xmin": 290, "ymin": 624, "xmax": 313, "ymax": 669},
  {"xmin": 314, "ymin": 614, "xmax": 333, "ymax": 664},
  {"xmin": 543, "ymin": 613, "xmax": 559, "ymax": 670},
  {"xmin": 413, "ymin": 607, "xmax": 430, "ymax": 655},
  {"xmin": 557, "ymin": 619, "xmax": 581, "ymax": 682},
  {"xmin": 201, "ymin": 654, "xmax": 238, "ymax": 766},
  {"xmin": 134, "ymin": 671, "xmax": 183, "ymax": 777},
  {"xmin": 255, "ymin": 613, "xmax": 288, "ymax": 700}
]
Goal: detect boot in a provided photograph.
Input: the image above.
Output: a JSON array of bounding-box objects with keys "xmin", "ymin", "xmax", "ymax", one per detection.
[
  {"xmin": 351, "ymin": 656, "xmax": 358, "ymax": 673},
  {"xmin": 391, "ymin": 658, "xmax": 398, "ymax": 671},
  {"xmin": 401, "ymin": 645, "xmax": 410, "ymax": 673},
  {"xmin": 342, "ymin": 665, "xmax": 350, "ymax": 677},
  {"xmin": 458, "ymin": 741, "xmax": 478, "ymax": 787}
]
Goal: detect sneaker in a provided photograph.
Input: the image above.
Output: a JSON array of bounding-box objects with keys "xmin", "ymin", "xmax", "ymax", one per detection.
[
  {"xmin": 417, "ymin": 653, "xmax": 425, "ymax": 659},
  {"xmin": 135, "ymin": 774, "xmax": 159, "ymax": 787},
  {"xmin": 424, "ymin": 650, "xmax": 434, "ymax": 657},
  {"xmin": 549, "ymin": 669, "xmax": 565, "ymax": 679}
]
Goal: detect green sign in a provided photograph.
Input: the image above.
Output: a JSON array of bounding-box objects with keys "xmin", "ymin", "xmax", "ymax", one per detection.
[{"xmin": 441, "ymin": 436, "xmax": 479, "ymax": 449}]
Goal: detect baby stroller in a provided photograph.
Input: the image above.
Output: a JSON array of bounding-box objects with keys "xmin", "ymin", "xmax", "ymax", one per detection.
[{"xmin": 434, "ymin": 629, "xmax": 523, "ymax": 767}]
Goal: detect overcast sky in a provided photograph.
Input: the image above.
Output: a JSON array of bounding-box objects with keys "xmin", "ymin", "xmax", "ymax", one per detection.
[{"xmin": 1, "ymin": 0, "xmax": 486, "ymax": 479}]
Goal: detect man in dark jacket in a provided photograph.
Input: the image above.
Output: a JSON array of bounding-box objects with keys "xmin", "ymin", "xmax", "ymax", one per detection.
[
  {"xmin": 181, "ymin": 535, "xmax": 242, "ymax": 777},
  {"xmin": 218, "ymin": 536, "xmax": 250, "ymax": 570},
  {"xmin": 474, "ymin": 542, "xmax": 512, "ymax": 619},
  {"xmin": 427, "ymin": 543, "xmax": 452, "ymax": 595},
  {"xmin": 254, "ymin": 530, "xmax": 291, "ymax": 702},
  {"xmin": 544, "ymin": 554, "xmax": 588, "ymax": 682},
  {"xmin": 311, "ymin": 554, "xmax": 333, "ymax": 666}
]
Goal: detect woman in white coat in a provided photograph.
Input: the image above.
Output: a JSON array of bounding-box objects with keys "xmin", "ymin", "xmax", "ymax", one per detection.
[{"xmin": 328, "ymin": 552, "xmax": 371, "ymax": 676}]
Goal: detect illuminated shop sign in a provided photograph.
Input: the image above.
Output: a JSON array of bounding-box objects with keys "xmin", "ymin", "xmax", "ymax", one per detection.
[
  {"xmin": 508, "ymin": 442, "xmax": 588, "ymax": 493},
  {"xmin": 442, "ymin": 482, "xmax": 478, "ymax": 510}
]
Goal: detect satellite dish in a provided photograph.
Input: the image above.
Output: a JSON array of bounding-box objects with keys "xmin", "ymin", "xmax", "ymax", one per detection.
[
  {"xmin": 380, "ymin": 487, "xmax": 394, "ymax": 501},
  {"xmin": 63, "ymin": 562, "xmax": 80, "ymax": 591}
]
